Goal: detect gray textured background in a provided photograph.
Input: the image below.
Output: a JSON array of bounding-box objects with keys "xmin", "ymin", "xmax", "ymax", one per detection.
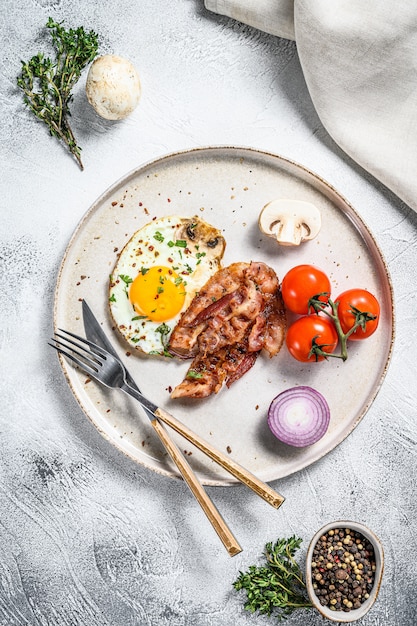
[{"xmin": 1, "ymin": 1, "xmax": 417, "ymax": 624}]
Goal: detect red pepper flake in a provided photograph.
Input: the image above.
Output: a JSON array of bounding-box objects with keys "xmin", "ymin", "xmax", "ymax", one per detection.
[
  {"xmin": 167, "ymin": 198, "xmax": 171, "ymax": 202},
  {"xmin": 139, "ymin": 202, "xmax": 143, "ymax": 206},
  {"xmin": 111, "ymin": 201, "xmax": 118, "ymax": 206},
  {"xmin": 226, "ymin": 446, "xmax": 232, "ymax": 454},
  {"xmin": 125, "ymin": 352, "xmax": 131, "ymax": 357}
]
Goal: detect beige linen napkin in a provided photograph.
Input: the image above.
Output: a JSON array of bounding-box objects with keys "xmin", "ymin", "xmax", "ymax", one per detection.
[{"xmin": 205, "ymin": 0, "xmax": 417, "ymax": 211}]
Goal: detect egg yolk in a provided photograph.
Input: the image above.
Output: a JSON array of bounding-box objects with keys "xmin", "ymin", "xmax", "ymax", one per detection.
[{"xmin": 129, "ymin": 266, "xmax": 186, "ymax": 322}]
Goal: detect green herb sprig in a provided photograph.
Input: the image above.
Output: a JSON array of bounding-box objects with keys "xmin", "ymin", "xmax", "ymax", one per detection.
[
  {"xmin": 17, "ymin": 17, "xmax": 99, "ymax": 170},
  {"xmin": 233, "ymin": 536, "xmax": 312, "ymax": 621}
]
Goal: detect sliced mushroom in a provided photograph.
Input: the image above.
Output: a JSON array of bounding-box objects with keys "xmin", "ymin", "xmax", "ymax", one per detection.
[{"xmin": 258, "ymin": 199, "xmax": 322, "ymax": 246}]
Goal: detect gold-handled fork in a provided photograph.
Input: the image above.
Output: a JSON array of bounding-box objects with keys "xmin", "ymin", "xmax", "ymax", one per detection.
[{"xmin": 50, "ymin": 329, "xmax": 285, "ymax": 555}]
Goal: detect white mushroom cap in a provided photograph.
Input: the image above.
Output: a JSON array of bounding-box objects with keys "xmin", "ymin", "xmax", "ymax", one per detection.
[
  {"xmin": 258, "ymin": 199, "xmax": 322, "ymax": 246},
  {"xmin": 86, "ymin": 55, "xmax": 141, "ymax": 121}
]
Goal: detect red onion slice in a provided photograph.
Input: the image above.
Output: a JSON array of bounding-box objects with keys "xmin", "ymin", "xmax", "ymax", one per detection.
[{"xmin": 267, "ymin": 386, "xmax": 330, "ymax": 447}]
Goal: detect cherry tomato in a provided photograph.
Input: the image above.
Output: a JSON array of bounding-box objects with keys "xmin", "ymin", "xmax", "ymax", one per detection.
[
  {"xmin": 335, "ymin": 289, "xmax": 380, "ymax": 340},
  {"xmin": 281, "ymin": 265, "xmax": 331, "ymax": 315},
  {"xmin": 286, "ymin": 315, "xmax": 339, "ymax": 362}
]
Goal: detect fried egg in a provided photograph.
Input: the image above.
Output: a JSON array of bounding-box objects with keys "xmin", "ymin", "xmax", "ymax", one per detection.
[{"xmin": 109, "ymin": 215, "xmax": 226, "ymax": 355}]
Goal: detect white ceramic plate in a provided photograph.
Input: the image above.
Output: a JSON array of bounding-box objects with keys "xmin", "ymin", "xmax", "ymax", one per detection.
[{"xmin": 54, "ymin": 146, "xmax": 394, "ymax": 485}]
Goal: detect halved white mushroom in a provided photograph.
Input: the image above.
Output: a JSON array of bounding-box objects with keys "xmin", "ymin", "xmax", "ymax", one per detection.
[{"xmin": 258, "ymin": 199, "xmax": 322, "ymax": 246}]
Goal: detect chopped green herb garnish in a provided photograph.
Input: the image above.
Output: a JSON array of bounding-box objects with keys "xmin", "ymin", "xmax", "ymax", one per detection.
[
  {"xmin": 109, "ymin": 293, "xmax": 116, "ymax": 302},
  {"xmin": 154, "ymin": 322, "xmax": 173, "ymax": 357},
  {"xmin": 157, "ymin": 286, "xmax": 164, "ymax": 294},
  {"xmin": 132, "ymin": 315, "xmax": 147, "ymax": 321},
  {"xmin": 187, "ymin": 369, "xmax": 204, "ymax": 379},
  {"xmin": 149, "ymin": 349, "xmax": 173, "ymax": 357},
  {"xmin": 119, "ymin": 274, "xmax": 133, "ymax": 285},
  {"xmin": 141, "ymin": 267, "xmax": 149, "ymax": 275},
  {"xmin": 167, "ymin": 240, "xmax": 175, "ymax": 248},
  {"xmin": 153, "ymin": 231, "xmax": 164, "ymax": 242},
  {"xmin": 175, "ymin": 239, "xmax": 187, "ymax": 248},
  {"xmin": 156, "ymin": 322, "xmax": 170, "ymax": 336},
  {"xmin": 119, "ymin": 274, "xmax": 133, "ymax": 297}
]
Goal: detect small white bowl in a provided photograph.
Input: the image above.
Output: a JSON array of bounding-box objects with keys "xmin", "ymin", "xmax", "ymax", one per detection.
[{"xmin": 305, "ymin": 521, "xmax": 384, "ymax": 623}]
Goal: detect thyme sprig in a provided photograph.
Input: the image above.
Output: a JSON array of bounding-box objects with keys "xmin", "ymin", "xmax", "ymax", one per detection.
[
  {"xmin": 233, "ymin": 536, "xmax": 312, "ymax": 621},
  {"xmin": 17, "ymin": 17, "xmax": 99, "ymax": 169}
]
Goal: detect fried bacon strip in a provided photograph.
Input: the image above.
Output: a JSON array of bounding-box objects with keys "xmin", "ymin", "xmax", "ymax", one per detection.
[{"xmin": 169, "ymin": 261, "xmax": 286, "ymax": 399}]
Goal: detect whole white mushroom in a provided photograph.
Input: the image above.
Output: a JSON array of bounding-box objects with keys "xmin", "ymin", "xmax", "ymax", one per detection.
[{"xmin": 86, "ymin": 55, "xmax": 141, "ymax": 120}]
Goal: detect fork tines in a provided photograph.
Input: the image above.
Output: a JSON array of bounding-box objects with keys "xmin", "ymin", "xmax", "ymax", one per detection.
[{"xmin": 49, "ymin": 329, "xmax": 102, "ymax": 376}]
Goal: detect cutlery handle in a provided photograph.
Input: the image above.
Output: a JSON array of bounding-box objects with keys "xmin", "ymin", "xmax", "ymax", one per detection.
[
  {"xmin": 155, "ymin": 407, "xmax": 285, "ymax": 510},
  {"xmin": 151, "ymin": 418, "xmax": 242, "ymax": 557}
]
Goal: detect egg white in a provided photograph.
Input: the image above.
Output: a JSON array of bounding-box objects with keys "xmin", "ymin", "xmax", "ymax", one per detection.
[{"xmin": 109, "ymin": 215, "xmax": 224, "ymax": 355}]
